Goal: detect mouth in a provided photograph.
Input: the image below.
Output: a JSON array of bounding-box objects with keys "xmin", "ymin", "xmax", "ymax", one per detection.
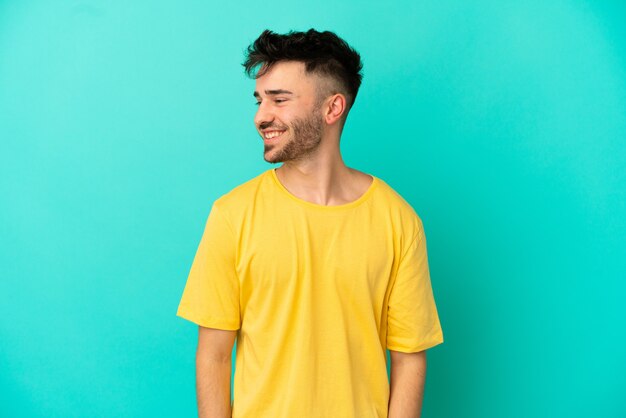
[{"xmin": 263, "ymin": 129, "xmax": 287, "ymax": 142}]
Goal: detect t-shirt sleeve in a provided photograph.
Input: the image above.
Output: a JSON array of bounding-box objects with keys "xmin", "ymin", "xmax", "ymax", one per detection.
[
  {"xmin": 176, "ymin": 202, "xmax": 241, "ymax": 330},
  {"xmin": 386, "ymin": 220, "xmax": 443, "ymax": 352}
]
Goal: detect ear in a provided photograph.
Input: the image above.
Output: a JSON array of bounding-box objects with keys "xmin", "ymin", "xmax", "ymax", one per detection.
[{"xmin": 323, "ymin": 93, "xmax": 347, "ymax": 125}]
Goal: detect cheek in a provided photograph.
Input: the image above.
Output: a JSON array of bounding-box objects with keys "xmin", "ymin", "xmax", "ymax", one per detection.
[{"xmin": 280, "ymin": 114, "xmax": 296, "ymax": 128}]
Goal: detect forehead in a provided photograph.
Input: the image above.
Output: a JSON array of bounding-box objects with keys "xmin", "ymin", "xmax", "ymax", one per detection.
[{"xmin": 254, "ymin": 61, "xmax": 316, "ymax": 94}]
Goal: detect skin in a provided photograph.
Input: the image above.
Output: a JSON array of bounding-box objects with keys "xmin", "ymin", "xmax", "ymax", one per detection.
[
  {"xmin": 195, "ymin": 60, "xmax": 428, "ymax": 418},
  {"xmin": 254, "ymin": 60, "xmax": 429, "ymax": 416},
  {"xmin": 253, "ymin": 60, "xmax": 373, "ymax": 206},
  {"xmin": 389, "ymin": 350, "xmax": 428, "ymax": 418},
  {"xmin": 196, "ymin": 326, "xmax": 236, "ymax": 418}
]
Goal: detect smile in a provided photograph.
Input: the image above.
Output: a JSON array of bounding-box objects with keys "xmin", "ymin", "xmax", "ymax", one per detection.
[{"xmin": 263, "ymin": 130, "xmax": 286, "ymax": 140}]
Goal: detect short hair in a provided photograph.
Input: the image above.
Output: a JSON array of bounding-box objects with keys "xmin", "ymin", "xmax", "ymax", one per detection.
[{"xmin": 242, "ymin": 29, "xmax": 364, "ymax": 110}]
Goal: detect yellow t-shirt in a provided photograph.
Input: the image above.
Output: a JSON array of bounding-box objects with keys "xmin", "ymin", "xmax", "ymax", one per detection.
[{"xmin": 177, "ymin": 168, "xmax": 443, "ymax": 418}]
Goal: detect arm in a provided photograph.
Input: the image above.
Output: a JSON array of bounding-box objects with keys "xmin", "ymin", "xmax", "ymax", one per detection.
[
  {"xmin": 388, "ymin": 349, "xmax": 427, "ymax": 418},
  {"xmin": 196, "ymin": 326, "xmax": 237, "ymax": 418}
]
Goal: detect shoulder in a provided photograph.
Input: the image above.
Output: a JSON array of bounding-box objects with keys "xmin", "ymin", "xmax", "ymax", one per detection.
[
  {"xmin": 372, "ymin": 174, "xmax": 426, "ymax": 239},
  {"xmin": 210, "ymin": 169, "xmax": 270, "ymax": 220}
]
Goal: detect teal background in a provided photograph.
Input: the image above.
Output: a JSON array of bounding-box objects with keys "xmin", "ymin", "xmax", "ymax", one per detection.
[{"xmin": 1, "ymin": 1, "xmax": 625, "ymax": 417}]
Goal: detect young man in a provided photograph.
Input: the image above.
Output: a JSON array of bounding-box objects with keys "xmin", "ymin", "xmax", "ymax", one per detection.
[{"xmin": 177, "ymin": 29, "xmax": 443, "ymax": 418}]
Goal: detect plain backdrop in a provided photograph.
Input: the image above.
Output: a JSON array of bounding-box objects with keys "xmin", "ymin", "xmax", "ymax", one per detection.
[{"xmin": 1, "ymin": 1, "xmax": 625, "ymax": 417}]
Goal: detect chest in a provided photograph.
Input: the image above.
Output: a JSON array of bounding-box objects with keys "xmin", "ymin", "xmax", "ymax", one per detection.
[{"xmin": 235, "ymin": 211, "xmax": 398, "ymax": 302}]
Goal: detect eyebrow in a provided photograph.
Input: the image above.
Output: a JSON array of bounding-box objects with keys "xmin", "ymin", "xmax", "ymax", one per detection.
[{"xmin": 253, "ymin": 89, "xmax": 294, "ymax": 98}]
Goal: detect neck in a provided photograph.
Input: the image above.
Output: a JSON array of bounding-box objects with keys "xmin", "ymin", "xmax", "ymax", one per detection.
[{"xmin": 275, "ymin": 133, "xmax": 358, "ymax": 206}]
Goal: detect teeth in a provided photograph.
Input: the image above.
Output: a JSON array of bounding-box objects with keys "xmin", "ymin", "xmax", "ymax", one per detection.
[{"xmin": 264, "ymin": 130, "xmax": 285, "ymax": 139}]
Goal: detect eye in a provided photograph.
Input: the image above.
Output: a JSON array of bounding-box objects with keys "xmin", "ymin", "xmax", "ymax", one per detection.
[
  {"xmin": 254, "ymin": 101, "xmax": 261, "ymax": 106},
  {"xmin": 275, "ymin": 99, "xmax": 287, "ymax": 103}
]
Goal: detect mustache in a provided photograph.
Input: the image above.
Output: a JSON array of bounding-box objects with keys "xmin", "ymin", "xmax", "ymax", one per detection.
[{"xmin": 259, "ymin": 122, "xmax": 288, "ymax": 131}]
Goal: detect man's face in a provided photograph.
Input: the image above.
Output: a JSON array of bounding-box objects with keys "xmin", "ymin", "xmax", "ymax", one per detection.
[{"xmin": 253, "ymin": 61, "xmax": 325, "ymax": 164}]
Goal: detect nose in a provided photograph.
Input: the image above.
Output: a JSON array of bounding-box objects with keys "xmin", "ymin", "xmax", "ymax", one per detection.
[{"xmin": 254, "ymin": 101, "xmax": 274, "ymax": 129}]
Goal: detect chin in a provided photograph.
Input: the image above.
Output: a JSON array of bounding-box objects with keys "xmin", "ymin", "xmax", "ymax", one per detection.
[{"xmin": 263, "ymin": 151, "xmax": 281, "ymax": 164}]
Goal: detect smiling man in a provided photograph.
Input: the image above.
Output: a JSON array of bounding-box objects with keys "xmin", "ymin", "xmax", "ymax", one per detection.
[{"xmin": 177, "ymin": 29, "xmax": 443, "ymax": 418}]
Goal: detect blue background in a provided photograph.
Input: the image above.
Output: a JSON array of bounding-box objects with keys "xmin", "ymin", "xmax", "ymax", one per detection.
[{"xmin": 1, "ymin": 1, "xmax": 625, "ymax": 417}]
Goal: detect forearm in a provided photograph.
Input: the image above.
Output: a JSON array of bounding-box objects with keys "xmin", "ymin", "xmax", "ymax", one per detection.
[
  {"xmin": 196, "ymin": 357, "xmax": 232, "ymax": 418},
  {"xmin": 388, "ymin": 350, "xmax": 427, "ymax": 418}
]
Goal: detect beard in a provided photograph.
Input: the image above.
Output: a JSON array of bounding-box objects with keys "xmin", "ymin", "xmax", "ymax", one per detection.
[{"xmin": 263, "ymin": 111, "xmax": 324, "ymax": 164}]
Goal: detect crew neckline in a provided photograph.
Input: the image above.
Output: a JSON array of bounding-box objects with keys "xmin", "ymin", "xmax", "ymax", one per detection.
[{"xmin": 269, "ymin": 168, "xmax": 378, "ymax": 211}]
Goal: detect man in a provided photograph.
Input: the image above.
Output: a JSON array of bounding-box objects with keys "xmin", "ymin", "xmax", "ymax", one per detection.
[{"xmin": 177, "ymin": 29, "xmax": 443, "ymax": 418}]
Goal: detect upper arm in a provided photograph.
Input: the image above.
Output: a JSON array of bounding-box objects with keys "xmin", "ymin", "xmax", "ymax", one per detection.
[
  {"xmin": 387, "ymin": 219, "xmax": 443, "ymax": 353},
  {"xmin": 196, "ymin": 325, "xmax": 237, "ymax": 364},
  {"xmin": 389, "ymin": 349, "xmax": 427, "ymax": 366},
  {"xmin": 177, "ymin": 202, "xmax": 241, "ymax": 330},
  {"xmin": 389, "ymin": 349, "xmax": 427, "ymax": 381}
]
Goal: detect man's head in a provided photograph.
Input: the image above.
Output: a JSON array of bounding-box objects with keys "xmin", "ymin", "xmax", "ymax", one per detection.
[{"xmin": 243, "ymin": 29, "xmax": 363, "ymax": 163}]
